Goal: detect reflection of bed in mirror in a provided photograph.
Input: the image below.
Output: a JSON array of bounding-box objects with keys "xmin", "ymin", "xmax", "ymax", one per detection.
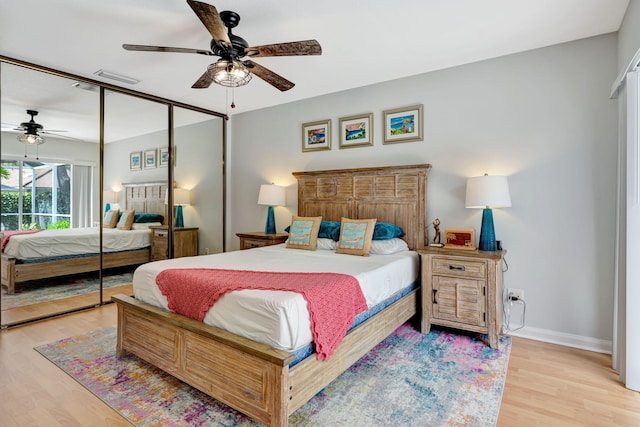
[
  {"xmin": 1, "ymin": 182, "xmax": 167, "ymax": 294},
  {"xmin": 113, "ymin": 164, "xmax": 430, "ymax": 427}
]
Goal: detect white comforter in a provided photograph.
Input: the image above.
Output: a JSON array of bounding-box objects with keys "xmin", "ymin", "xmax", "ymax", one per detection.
[
  {"xmin": 134, "ymin": 244, "xmax": 419, "ymax": 352},
  {"xmin": 3, "ymin": 227, "xmax": 151, "ymax": 259}
]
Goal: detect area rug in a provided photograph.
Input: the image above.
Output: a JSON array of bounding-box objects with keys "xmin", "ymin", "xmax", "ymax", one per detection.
[
  {"xmin": 35, "ymin": 324, "xmax": 511, "ymax": 427},
  {"xmin": 1, "ymin": 270, "xmax": 133, "ymax": 309}
]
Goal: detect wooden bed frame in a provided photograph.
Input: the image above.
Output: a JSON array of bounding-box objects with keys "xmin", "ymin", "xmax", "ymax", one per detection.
[
  {"xmin": 112, "ymin": 164, "xmax": 431, "ymax": 427},
  {"xmin": 1, "ymin": 182, "xmax": 167, "ymax": 294}
]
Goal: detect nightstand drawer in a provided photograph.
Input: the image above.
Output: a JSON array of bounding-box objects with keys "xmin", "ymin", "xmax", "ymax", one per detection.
[
  {"xmin": 432, "ymin": 257, "xmax": 486, "ymax": 279},
  {"xmin": 242, "ymin": 238, "xmax": 269, "ymax": 249},
  {"xmin": 153, "ymin": 229, "xmax": 169, "ymax": 238}
]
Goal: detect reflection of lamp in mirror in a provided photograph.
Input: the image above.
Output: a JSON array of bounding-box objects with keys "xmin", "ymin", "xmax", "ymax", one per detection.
[
  {"xmin": 173, "ymin": 188, "xmax": 191, "ymax": 228},
  {"xmin": 465, "ymin": 174, "xmax": 511, "ymax": 251},
  {"xmin": 103, "ymin": 190, "xmax": 116, "ymax": 212},
  {"xmin": 257, "ymin": 184, "xmax": 286, "ymax": 235}
]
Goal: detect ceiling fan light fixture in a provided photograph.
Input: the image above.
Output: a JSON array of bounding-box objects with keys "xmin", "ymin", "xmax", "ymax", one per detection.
[
  {"xmin": 207, "ymin": 59, "xmax": 252, "ymax": 87},
  {"xmin": 18, "ymin": 132, "xmax": 45, "ymax": 145}
]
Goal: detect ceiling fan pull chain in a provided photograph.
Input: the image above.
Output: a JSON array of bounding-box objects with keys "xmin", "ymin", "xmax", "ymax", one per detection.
[{"xmin": 231, "ymin": 87, "xmax": 236, "ymax": 109}]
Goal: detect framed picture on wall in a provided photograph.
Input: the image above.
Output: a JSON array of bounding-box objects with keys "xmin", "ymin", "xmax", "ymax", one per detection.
[
  {"xmin": 383, "ymin": 104, "xmax": 423, "ymax": 144},
  {"xmin": 130, "ymin": 151, "xmax": 142, "ymax": 170},
  {"xmin": 339, "ymin": 113, "xmax": 373, "ymax": 148},
  {"xmin": 302, "ymin": 119, "xmax": 331, "ymax": 152},
  {"xmin": 159, "ymin": 146, "xmax": 169, "ymax": 167},
  {"xmin": 144, "ymin": 149, "xmax": 157, "ymax": 169}
]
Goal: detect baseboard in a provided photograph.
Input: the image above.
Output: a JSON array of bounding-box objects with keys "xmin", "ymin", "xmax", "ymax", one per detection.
[{"xmin": 505, "ymin": 325, "xmax": 612, "ymax": 354}]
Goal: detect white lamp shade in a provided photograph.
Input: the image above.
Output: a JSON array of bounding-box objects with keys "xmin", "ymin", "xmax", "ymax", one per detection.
[
  {"xmin": 173, "ymin": 188, "xmax": 191, "ymax": 206},
  {"xmin": 164, "ymin": 188, "xmax": 191, "ymax": 205},
  {"xmin": 257, "ymin": 184, "xmax": 286, "ymax": 206},
  {"xmin": 465, "ymin": 175, "xmax": 512, "ymax": 208},
  {"xmin": 103, "ymin": 190, "xmax": 116, "ymax": 204}
]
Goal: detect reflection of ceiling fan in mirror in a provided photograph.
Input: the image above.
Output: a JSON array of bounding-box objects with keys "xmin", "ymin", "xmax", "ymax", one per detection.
[
  {"xmin": 2, "ymin": 109, "xmax": 77, "ymax": 159},
  {"xmin": 122, "ymin": 0, "xmax": 322, "ymax": 93}
]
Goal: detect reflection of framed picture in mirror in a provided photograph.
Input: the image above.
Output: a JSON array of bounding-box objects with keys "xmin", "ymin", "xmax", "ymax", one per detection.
[
  {"xmin": 159, "ymin": 146, "xmax": 169, "ymax": 167},
  {"xmin": 130, "ymin": 151, "xmax": 142, "ymax": 170},
  {"xmin": 144, "ymin": 149, "xmax": 157, "ymax": 169}
]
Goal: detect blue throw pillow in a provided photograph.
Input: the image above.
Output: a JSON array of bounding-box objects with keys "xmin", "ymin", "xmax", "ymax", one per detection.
[
  {"xmin": 286, "ymin": 220, "xmax": 341, "ymax": 240},
  {"xmin": 372, "ymin": 222, "xmax": 405, "ymax": 240}
]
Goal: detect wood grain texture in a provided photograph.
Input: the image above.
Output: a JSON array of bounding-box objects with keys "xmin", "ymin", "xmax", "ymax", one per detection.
[
  {"xmin": 0, "ymin": 305, "xmax": 638, "ymax": 426},
  {"xmin": 419, "ymin": 247, "xmax": 504, "ymax": 348},
  {"xmin": 113, "ymin": 164, "xmax": 431, "ymax": 426},
  {"xmin": 292, "ymin": 164, "xmax": 431, "ymax": 250}
]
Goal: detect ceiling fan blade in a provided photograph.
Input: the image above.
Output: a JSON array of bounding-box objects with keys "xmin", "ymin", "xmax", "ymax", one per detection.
[
  {"xmin": 244, "ymin": 60, "xmax": 294, "ymax": 91},
  {"xmin": 41, "ymin": 131, "xmax": 84, "ymax": 142},
  {"xmin": 123, "ymin": 44, "xmax": 213, "ymax": 56},
  {"xmin": 187, "ymin": 0, "xmax": 231, "ymax": 48},
  {"xmin": 191, "ymin": 70, "xmax": 214, "ymax": 88},
  {"xmin": 245, "ymin": 40, "xmax": 322, "ymax": 58}
]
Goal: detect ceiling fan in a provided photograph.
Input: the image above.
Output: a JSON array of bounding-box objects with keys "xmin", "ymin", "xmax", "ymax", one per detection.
[{"xmin": 122, "ymin": 0, "xmax": 322, "ymax": 92}]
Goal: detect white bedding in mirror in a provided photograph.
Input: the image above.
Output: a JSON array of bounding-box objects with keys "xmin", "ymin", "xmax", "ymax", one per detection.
[{"xmin": 2, "ymin": 227, "xmax": 151, "ymax": 259}]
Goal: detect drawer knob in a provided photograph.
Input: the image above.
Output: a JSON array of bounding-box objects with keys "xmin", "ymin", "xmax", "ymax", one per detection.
[{"xmin": 449, "ymin": 265, "xmax": 465, "ymax": 271}]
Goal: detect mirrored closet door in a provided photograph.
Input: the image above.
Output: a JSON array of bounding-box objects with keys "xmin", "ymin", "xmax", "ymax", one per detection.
[
  {"xmin": 0, "ymin": 57, "xmax": 226, "ymax": 327},
  {"xmin": 0, "ymin": 62, "xmax": 101, "ymax": 326}
]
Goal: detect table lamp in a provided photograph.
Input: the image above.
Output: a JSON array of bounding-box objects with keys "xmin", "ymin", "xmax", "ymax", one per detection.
[
  {"xmin": 173, "ymin": 188, "xmax": 190, "ymax": 228},
  {"xmin": 257, "ymin": 184, "xmax": 286, "ymax": 234},
  {"xmin": 465, "ymin": 174, "xmax": 511, "ymax": 251},
  {"xmin": 103, "ymin": 190, "xmax": 116, "ymax": 212},
  {"xmin": 166, "ymin": 188, "xmax": 191, "ymax": 228}
]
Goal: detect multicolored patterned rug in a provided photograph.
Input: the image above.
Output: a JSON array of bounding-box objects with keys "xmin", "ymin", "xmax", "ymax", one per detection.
[
  {"xmin": 1, "ymin": 270, "xmax": 133, "ymax": 309},
  {"xmin": 35, "ymin": 323, "xmax": 511, "ymax": 426}
]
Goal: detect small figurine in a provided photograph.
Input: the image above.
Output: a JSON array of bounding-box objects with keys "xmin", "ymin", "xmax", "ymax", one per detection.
[{"xmin": 429, "ymin": 218, "xmax": 444, "ymax": 247}]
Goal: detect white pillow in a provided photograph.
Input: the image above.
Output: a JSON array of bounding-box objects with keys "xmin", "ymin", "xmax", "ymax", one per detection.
[
  {"xmin": 316, "ymin": 238, "xmax": 337, "ymax": 250},
  {"xmin": 369, "ymin": 238, "xmax": 409, "ymax": 255},
  {"xmin": 131, "ymin": 222, "xmax": 163, "ymax": 230}
]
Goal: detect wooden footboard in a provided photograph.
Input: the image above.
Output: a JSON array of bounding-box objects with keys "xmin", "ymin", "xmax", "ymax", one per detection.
[
  {"xmin": 1, "ymin": 249, "xmax": 149, "ymax": 294},
  {"xmin": 112, "ymin": 290, "xmax": 418, "ymax": 427}
]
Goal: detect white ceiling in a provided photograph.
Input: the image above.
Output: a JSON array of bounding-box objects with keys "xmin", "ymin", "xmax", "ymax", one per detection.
[{"xmin": 0, "ymin": 0, "xmax": 630, "ymax": 141}]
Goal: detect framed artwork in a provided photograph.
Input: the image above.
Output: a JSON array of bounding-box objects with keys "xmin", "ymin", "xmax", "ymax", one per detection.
[
  {"xmin": 130, "ymin": 151, "xmax": 142, "ymax": 170},
  {"xmin": 443, "ymin": 228, "xmax": 476, "ymax": 251},
  {"xmin": 339, "ymin": 113, "xmax": 373, "ymax": 148},
  {"xmin": 302, "ymin": 119, "xmax": 331, "ymax": 152},
  {"xmin": 144, "ymin": 149, "xmax": 157, "ymax": 169},
  {"xmin": 383, "ymin": 104, "xmax": 423, "ymax": 144},
  {"xmin": 159, "ymin": 146, "xmax": 169, "ymax": 167}
]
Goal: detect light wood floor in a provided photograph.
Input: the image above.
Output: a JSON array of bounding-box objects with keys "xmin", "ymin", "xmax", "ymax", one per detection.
[{"xmin": 0, "ymin": 305, "xmax": 638, "ymax": 427}]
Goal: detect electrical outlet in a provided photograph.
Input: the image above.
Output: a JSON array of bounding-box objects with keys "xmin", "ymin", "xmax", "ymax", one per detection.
[
  {"xmin": 204, "ymin": 248, "xmax": 210, "ymax": 255},
  {"xmin": 508, "ymin": 288, "xmax": 524, "ymax": 301}
]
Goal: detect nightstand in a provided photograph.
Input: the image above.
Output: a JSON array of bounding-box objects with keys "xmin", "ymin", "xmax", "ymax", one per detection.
[
  {"xmin": 236, "ymin": 232, "xmax": 288, "ymax": 250},
  {"xmin": 150, "ymin": 226, "xmax": 199, "ymax": 261},
  {"xmin": 418, "ymin": 247, "xmax": 505, "ymax": 348}
]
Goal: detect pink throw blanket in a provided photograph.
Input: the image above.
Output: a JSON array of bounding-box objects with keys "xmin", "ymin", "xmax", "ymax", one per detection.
[
  {"xmin": 156, "ymin": 268, "xmax": 368, "ymax": 360},
  {"xmin": 1, "ymin": 229, "xmax": 42, "ymax": 252}
]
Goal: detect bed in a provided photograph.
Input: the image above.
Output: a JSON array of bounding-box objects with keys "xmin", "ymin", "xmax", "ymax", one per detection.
[
  {"xmin": 112, "ymin": 164, "xmax": 431, "ymax": 427},
  {"xmin": 1, "ymin": 182, "xmax": 167, "ymax": 294}
]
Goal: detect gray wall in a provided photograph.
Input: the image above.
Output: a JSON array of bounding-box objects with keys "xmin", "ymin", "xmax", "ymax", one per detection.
[{"xmin": 228, "ymin": 33, "xmax": 619, "ymax": 346}]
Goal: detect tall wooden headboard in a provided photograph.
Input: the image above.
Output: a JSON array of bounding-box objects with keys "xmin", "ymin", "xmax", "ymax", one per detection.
[
  {"xmin": 122, "ymin": 182, "xmax": 168, "ymax": 224},
  {"xmin": 292, "ymin": 164, "xmax": 431, "ymax": 250}
]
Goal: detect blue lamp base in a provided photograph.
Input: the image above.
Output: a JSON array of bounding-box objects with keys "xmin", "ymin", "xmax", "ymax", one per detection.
[
  {"xmin": 105, "ymin": 203, "xmax": 111, "ymax": 213},
  {"xmin": 478, "ymin": 208, "xmax": 497, "ymax": 251},
  {"xmin": 175, "ymin": 205, "xmax": 184, "ymax": 228},
  {"xmin": 264, "ymin": 206, "xmax": 276, "ymax": 234}
]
